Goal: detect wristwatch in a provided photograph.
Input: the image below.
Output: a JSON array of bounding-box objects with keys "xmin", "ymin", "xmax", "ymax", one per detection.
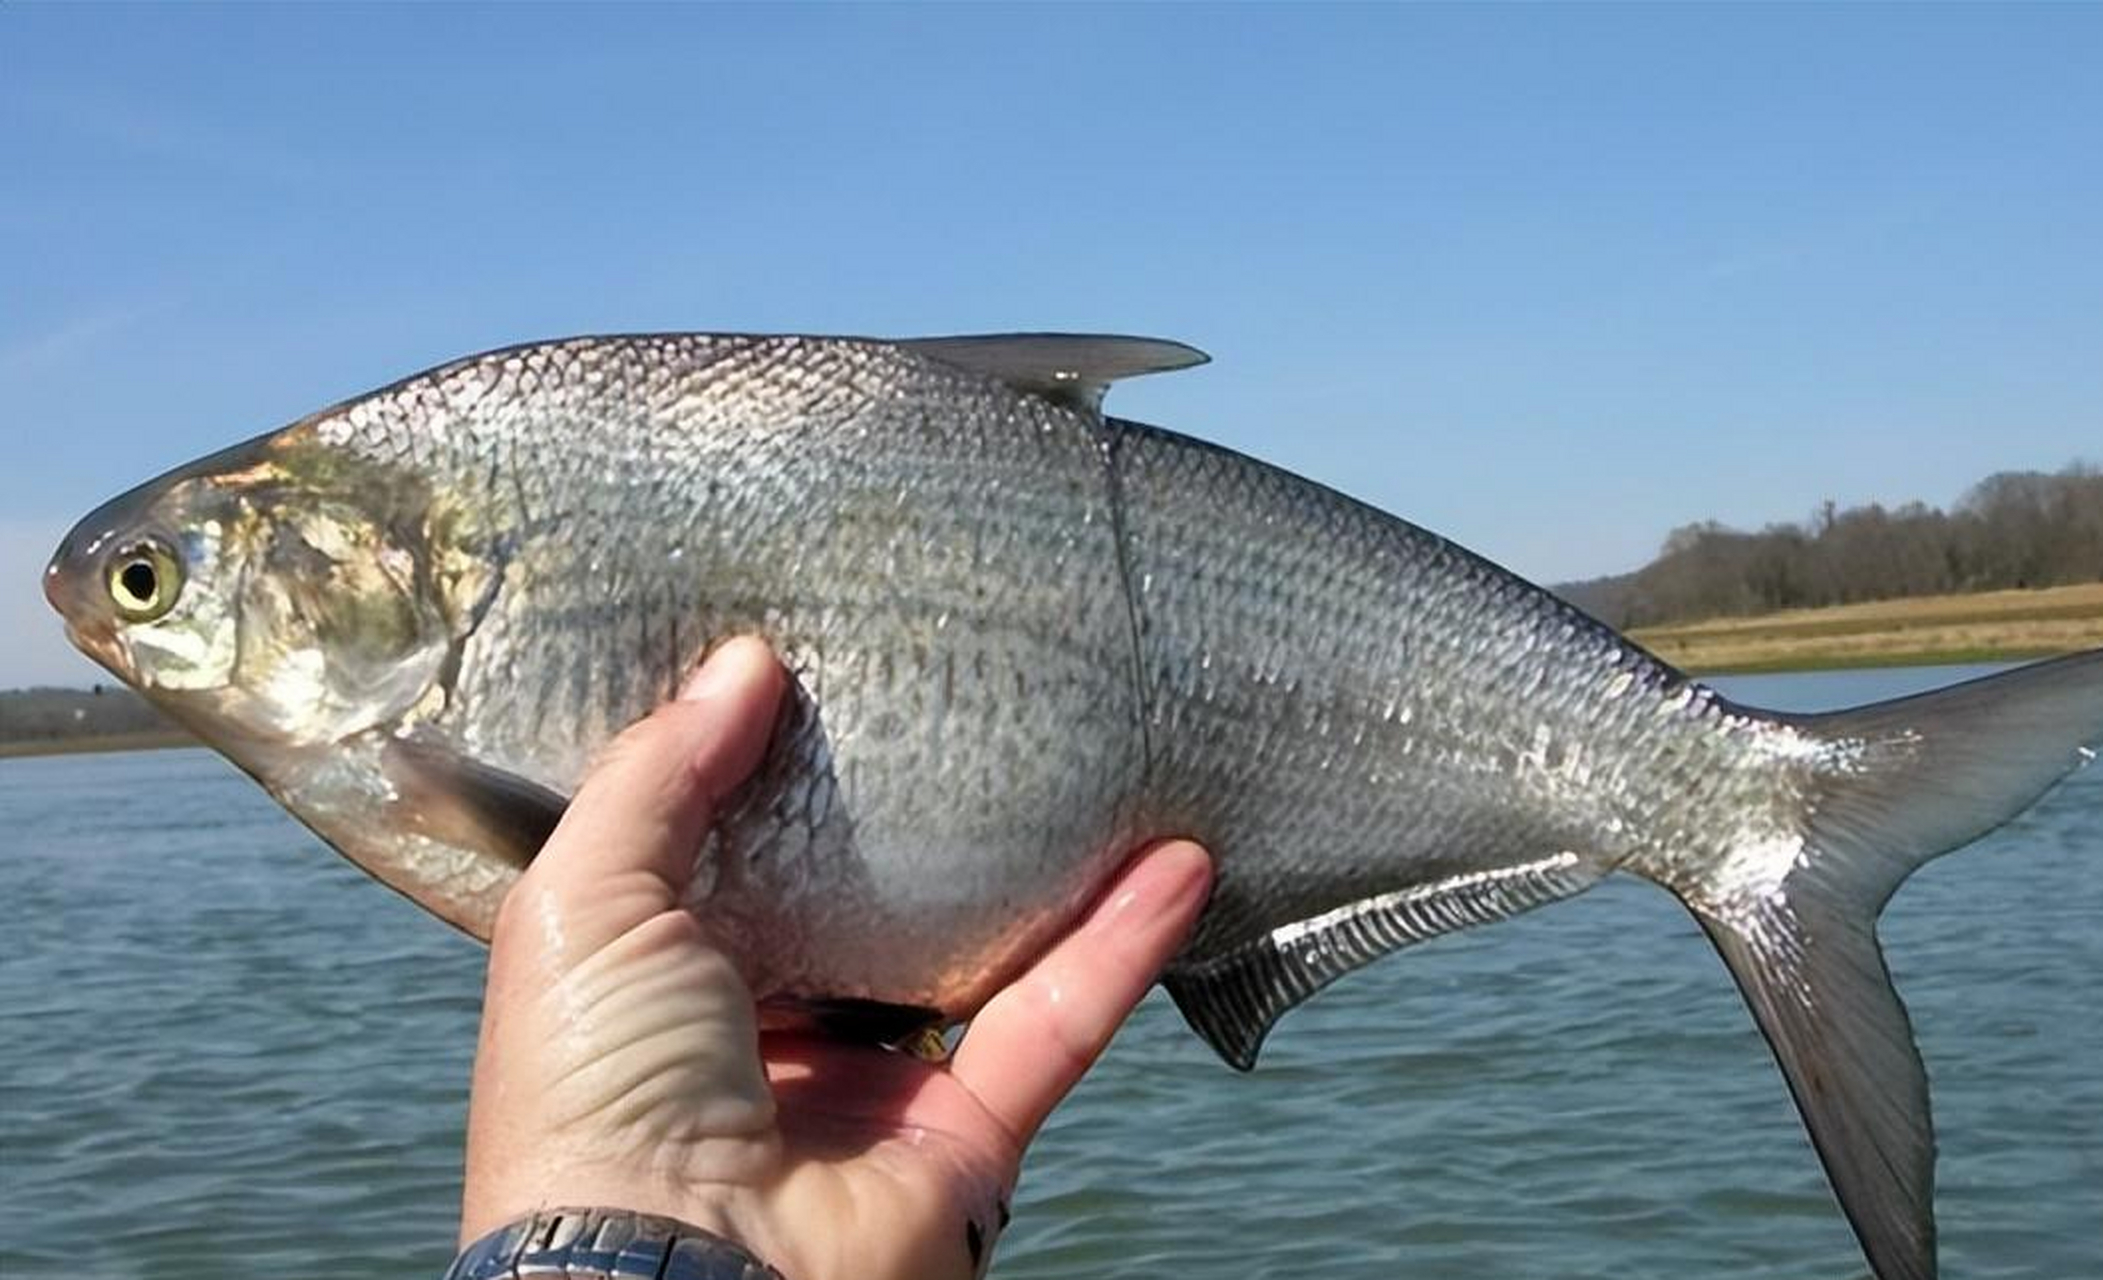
[{"xmin": 445, "ymin": 1207, "xmax": 785, "ymax": 1279}]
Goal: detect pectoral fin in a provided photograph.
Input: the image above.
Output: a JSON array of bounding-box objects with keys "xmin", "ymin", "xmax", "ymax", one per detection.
[
  {"xmin": 1165, "ymin": 852, "xmax": 1607, "ymax": 1070},
  {"xmin": 381, "ymin": 735, "xmax": 570, "ymax": 870}
]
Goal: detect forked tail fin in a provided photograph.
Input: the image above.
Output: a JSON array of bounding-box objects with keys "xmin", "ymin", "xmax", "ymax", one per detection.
[{"xmin": 1673, "ymin": 650, "xmax": 2103, "ymax": 1280}]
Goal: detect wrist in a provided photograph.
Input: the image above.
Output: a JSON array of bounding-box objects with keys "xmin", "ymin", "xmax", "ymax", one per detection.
[{"xmin": 462, "ymin": 1160, "xmax": 756, "ymax": 1244}]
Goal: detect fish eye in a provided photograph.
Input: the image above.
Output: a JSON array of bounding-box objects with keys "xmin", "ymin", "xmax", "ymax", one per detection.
[{"xmin": 107, "ymin": 541, "xmax": 183, "ymax": 622}]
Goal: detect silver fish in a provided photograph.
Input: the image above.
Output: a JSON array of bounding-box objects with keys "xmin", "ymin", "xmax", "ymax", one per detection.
[{"xmin": 44, "ymin": 332, "xmax": 2103, "ymax": 1280}]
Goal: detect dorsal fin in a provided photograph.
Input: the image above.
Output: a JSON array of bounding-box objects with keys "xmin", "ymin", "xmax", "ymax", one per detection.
[{"xmin": 901, "ymin": 333, "xmax": 1208, "ymax": 412}]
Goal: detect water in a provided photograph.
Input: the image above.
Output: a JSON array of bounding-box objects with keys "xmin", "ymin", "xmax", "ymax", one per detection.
[{"xmin": 2, "ymin": 666, "xmax": 2097, "ymax": 1278}]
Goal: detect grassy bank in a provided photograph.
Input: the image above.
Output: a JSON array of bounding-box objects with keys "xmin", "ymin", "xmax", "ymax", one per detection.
[{"xmin": 1630, "ymin": 582, "xmax": 2103, "ymax": 674}]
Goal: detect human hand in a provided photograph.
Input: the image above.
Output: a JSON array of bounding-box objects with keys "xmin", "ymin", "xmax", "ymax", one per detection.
[{"xmin": 460, "ymin": 637, "xmax": 1214, "ymax": 1280}]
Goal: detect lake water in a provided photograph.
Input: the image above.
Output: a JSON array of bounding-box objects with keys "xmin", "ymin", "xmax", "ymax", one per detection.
[{"xmin": 2, "ymin": 665, "xmax": 2097, "ymax": 1278}]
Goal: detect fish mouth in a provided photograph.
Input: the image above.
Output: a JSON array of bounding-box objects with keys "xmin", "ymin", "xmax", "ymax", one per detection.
[
  {"xmin": 45, "ymin": 574, "xmax": 127, "ymax": 680},
  {"xmin": 44, "ymin": 528, "xmax": 119, "ymax": 665},
  {"xmin": 41, "ymin": 551, "xmax": 72, "ymax": 614}
]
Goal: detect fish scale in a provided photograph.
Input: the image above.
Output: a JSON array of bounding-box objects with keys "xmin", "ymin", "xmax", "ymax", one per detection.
[
  {"xmin": 1114, "ymin": 421, "xmax": 1658, "ymax": 958},
  {"xmin": 44, "ymin": 330, "xmax": 2103, "ymax": 1280},
  {"xmin": 406, "ymin": 338, "xmax": 1151, "ymax": 1009}
]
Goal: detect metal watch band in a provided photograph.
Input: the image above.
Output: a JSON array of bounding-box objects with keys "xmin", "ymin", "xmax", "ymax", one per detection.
[{"xmin": 445, "ymin": 1207, "xmax": 786, "ymax": 1280}]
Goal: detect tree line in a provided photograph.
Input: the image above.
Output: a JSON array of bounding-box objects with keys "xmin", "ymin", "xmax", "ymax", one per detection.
[
  {"xmin": 0, "ymin": 685, "xmax": 180, "ymax": 744},
  {"xmin": 1559, "ymin": 462, "xmax": 2103, "ymax": 629}
]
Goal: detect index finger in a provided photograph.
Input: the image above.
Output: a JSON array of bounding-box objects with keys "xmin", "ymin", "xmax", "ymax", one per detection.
[{"xmin": 949, "ymin": 840, "xmax": 1213, "ymax": 1145}]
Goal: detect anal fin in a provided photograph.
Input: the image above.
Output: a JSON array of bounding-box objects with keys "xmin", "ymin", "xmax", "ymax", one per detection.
[{"xmin": 1166, "ymin": 852, "xmax": 1606, "ymax": 1070}]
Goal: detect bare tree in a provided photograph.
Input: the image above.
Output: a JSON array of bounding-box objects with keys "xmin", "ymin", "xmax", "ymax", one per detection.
[{"xmin": 1558, "ymin": 461, "xmax": 2102, "ymax": 628}]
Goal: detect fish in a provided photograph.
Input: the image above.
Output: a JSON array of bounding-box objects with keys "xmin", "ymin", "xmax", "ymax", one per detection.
[{"xmin": 43, "ymin": 331, "xmax": 2103, "ymax": 1280}]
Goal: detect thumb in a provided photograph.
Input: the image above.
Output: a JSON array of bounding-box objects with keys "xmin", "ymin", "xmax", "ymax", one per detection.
[{"xmin": 515, "ymin": 637, "xmax": 786, "ymax": 954}]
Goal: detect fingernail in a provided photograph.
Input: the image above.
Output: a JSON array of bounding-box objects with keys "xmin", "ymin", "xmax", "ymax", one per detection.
[
  {"xmin": 1161, "ymin": 842, "xmax": 1214, "ymax": 911},
  {"xmin": 1104, "ymin": 841, "xmax": 1212, "ymax": 925}
]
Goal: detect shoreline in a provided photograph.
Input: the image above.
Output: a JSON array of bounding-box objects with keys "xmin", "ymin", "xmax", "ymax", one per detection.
[
  {"xmin": 1659, "ymin": 646, "xmax": 2066, "ymax": 676},
  {"xmin": 0, "ymin": 730, "xmax": 199, "ymax": 760}
]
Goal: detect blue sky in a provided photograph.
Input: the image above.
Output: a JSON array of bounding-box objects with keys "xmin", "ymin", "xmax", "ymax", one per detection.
[{"xmin": 4, "ymin": 4, "xmax": 2099, "ymax": 687}]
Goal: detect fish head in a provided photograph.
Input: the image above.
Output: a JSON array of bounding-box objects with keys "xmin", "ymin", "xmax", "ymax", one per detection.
[{"xmin": 44, "ymin": 427, "xmax": 456, "ymax": 758}]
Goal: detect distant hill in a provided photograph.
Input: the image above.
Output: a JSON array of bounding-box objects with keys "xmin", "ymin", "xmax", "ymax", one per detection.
[
  {"xmin": 1550, "ymin": 570, "xmax": 1638, "ymax": 626},
  {"xmin": 0, "ymin": 686, "xmax": 192, "ymax": 756}
]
